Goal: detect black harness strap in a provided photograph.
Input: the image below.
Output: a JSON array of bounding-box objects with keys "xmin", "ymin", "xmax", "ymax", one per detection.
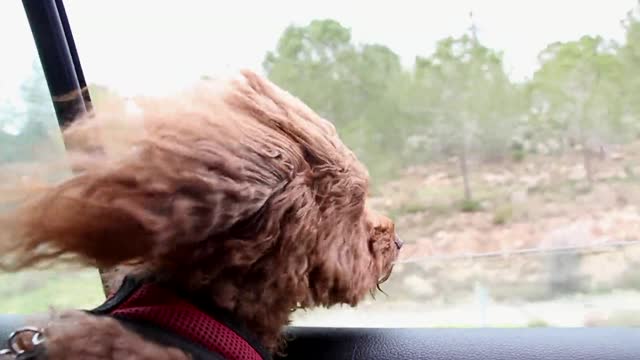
[
  {"xmin": 88, "ymin": 276, "xmax": 270, "ymax": 360},
  {"xmin": 89, "ymin": 276, "xmax": 228, "ymax": 360}
]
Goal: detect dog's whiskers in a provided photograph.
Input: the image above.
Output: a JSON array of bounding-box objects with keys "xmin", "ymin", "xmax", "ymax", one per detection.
[
  {"xmin": 375, "ymin": 283, "xmax": 388, "ymax": 297},
  {"xmin": 378, "ymin": 266, "xmax": 393, "ymax": 284},
  {"xmin": 371, "ymin": 266, "xmax": 393, "ymax": 298}
]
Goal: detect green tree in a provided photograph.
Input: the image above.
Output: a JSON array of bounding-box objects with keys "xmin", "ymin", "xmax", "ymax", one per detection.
[
  {"xmin": 530, "ymin": 36, "xmax": 625, "ymax": 187},
  {"xmin": 618, "ymin": 4, "xmax": 640, "ymax": 128},
  {"xmin": 0, "ymin": 61, "xmax": 60, "ymax": 163},
  {"xmin": 264, "ymin": 19, "xmax": 413, "ymax": 180},
  {"xmin": 413, "ymin": 24, "xmax": 518, "ymax": 203},
  {"xmin": 18, "ymin": 61, "xmax": 61, "ymax": 160},
  {"xmin": 263, "ymin": 19, "xmax": 356, "ymax": 125}
]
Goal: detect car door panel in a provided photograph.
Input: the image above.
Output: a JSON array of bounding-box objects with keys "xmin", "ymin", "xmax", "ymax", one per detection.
[{"xmin": 276, "ymin": 327, "xmax": 640, "ymax": 360}]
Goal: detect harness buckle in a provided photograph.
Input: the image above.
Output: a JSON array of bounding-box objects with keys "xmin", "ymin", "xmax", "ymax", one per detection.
[{"xmin": 0, "ymin": 327, "xmax": 45, "ymax": 359}]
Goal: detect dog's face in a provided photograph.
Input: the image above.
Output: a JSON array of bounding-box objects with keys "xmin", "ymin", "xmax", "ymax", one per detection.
[
  {"xmin": 367, "ymin": 210, "xmax": 402, "ymax": 287},
  {"xmin": 290, "ymin": 196, "xmax": 402, "ymax": 309}
]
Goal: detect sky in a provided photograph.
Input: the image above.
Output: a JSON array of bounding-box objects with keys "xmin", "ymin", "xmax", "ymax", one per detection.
[{"xmin": 0, "ymin": 0, "xmax": 638, "ymax": 99}]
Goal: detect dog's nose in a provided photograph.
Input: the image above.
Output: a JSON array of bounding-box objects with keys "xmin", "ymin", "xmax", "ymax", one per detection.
[{"xmin": 393, "ymin": 235, "xmax": 404, "ymax": 250}]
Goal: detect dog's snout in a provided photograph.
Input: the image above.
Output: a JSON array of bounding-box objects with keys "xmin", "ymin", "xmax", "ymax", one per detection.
[{"xmin": 393, "ymin": 235, "xmax": 404, "ymax": 250}]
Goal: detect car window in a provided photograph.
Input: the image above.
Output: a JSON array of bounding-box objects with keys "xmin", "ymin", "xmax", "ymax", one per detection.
[
  {"xmin": 0, "ymin": 1, "xmax": 104, "ymax": 314},
  {"xmin": 3, "ymin": 0, "xmax": 640, "ymax": 329}
]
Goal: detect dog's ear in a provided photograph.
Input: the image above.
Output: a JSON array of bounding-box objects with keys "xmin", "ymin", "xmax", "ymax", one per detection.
[
  {"xmin": 0, "ymin": 84, "xmax": 289, "ymax": 271},
  {"xmin": 264, "ymin": 159, "xmax": 380, "ymax": 307},
  {"xmin": 226, "ymin": 71, "xmax": 384, "ymax": 307},
  {"xmin": 0, "ymin": 147, "xmax": 282, "ymax": 270}
]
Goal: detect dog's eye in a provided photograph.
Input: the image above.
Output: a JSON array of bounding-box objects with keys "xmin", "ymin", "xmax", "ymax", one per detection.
[{"xmin": 393, "ymin": 235, "xmax": 404, "ymax": 250}]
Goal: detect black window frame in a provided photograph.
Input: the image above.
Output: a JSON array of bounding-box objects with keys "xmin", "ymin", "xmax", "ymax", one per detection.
[
  {"xmin": 22, "ymin": 0, "xmax": 106, "ymax": 291},
  {"xmin": 22, "ymin": 0, "xmax": 91, "ymax": 129}
]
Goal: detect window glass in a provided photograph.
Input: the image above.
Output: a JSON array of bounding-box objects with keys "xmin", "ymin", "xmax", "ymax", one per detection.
[
  {"xmin": 4, "ymin": 0, "xmax": 640, "ymax": 329},
  {"xmin": 0, "ymin": 1, "xmax": 103, "ymax": 314}
]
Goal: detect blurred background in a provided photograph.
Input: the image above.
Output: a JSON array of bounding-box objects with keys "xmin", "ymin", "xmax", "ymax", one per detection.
[{"xmin": 2, "ymin": 0, "xmax": 640, "ymax": 328}]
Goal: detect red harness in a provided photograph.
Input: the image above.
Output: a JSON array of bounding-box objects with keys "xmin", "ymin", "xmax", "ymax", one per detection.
[{"xmin": 92, "ymin": 277, "xmax": 268, "ymax": 360}]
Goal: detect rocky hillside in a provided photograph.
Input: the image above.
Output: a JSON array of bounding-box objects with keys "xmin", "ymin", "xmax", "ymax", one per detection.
[{"xmin": 373, "ymin": 143, "xmax": 640, "ymax": 261}]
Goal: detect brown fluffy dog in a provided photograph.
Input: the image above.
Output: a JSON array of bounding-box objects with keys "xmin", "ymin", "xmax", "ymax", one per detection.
[{"xmin": 0, "ymin": 71, "xmax": 400, "ymax": 359}]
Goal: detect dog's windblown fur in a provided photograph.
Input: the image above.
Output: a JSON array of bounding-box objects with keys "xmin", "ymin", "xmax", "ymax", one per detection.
[{"xmin": 0, "ymin": 71, "xmax": 399, "ymax": 359}]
